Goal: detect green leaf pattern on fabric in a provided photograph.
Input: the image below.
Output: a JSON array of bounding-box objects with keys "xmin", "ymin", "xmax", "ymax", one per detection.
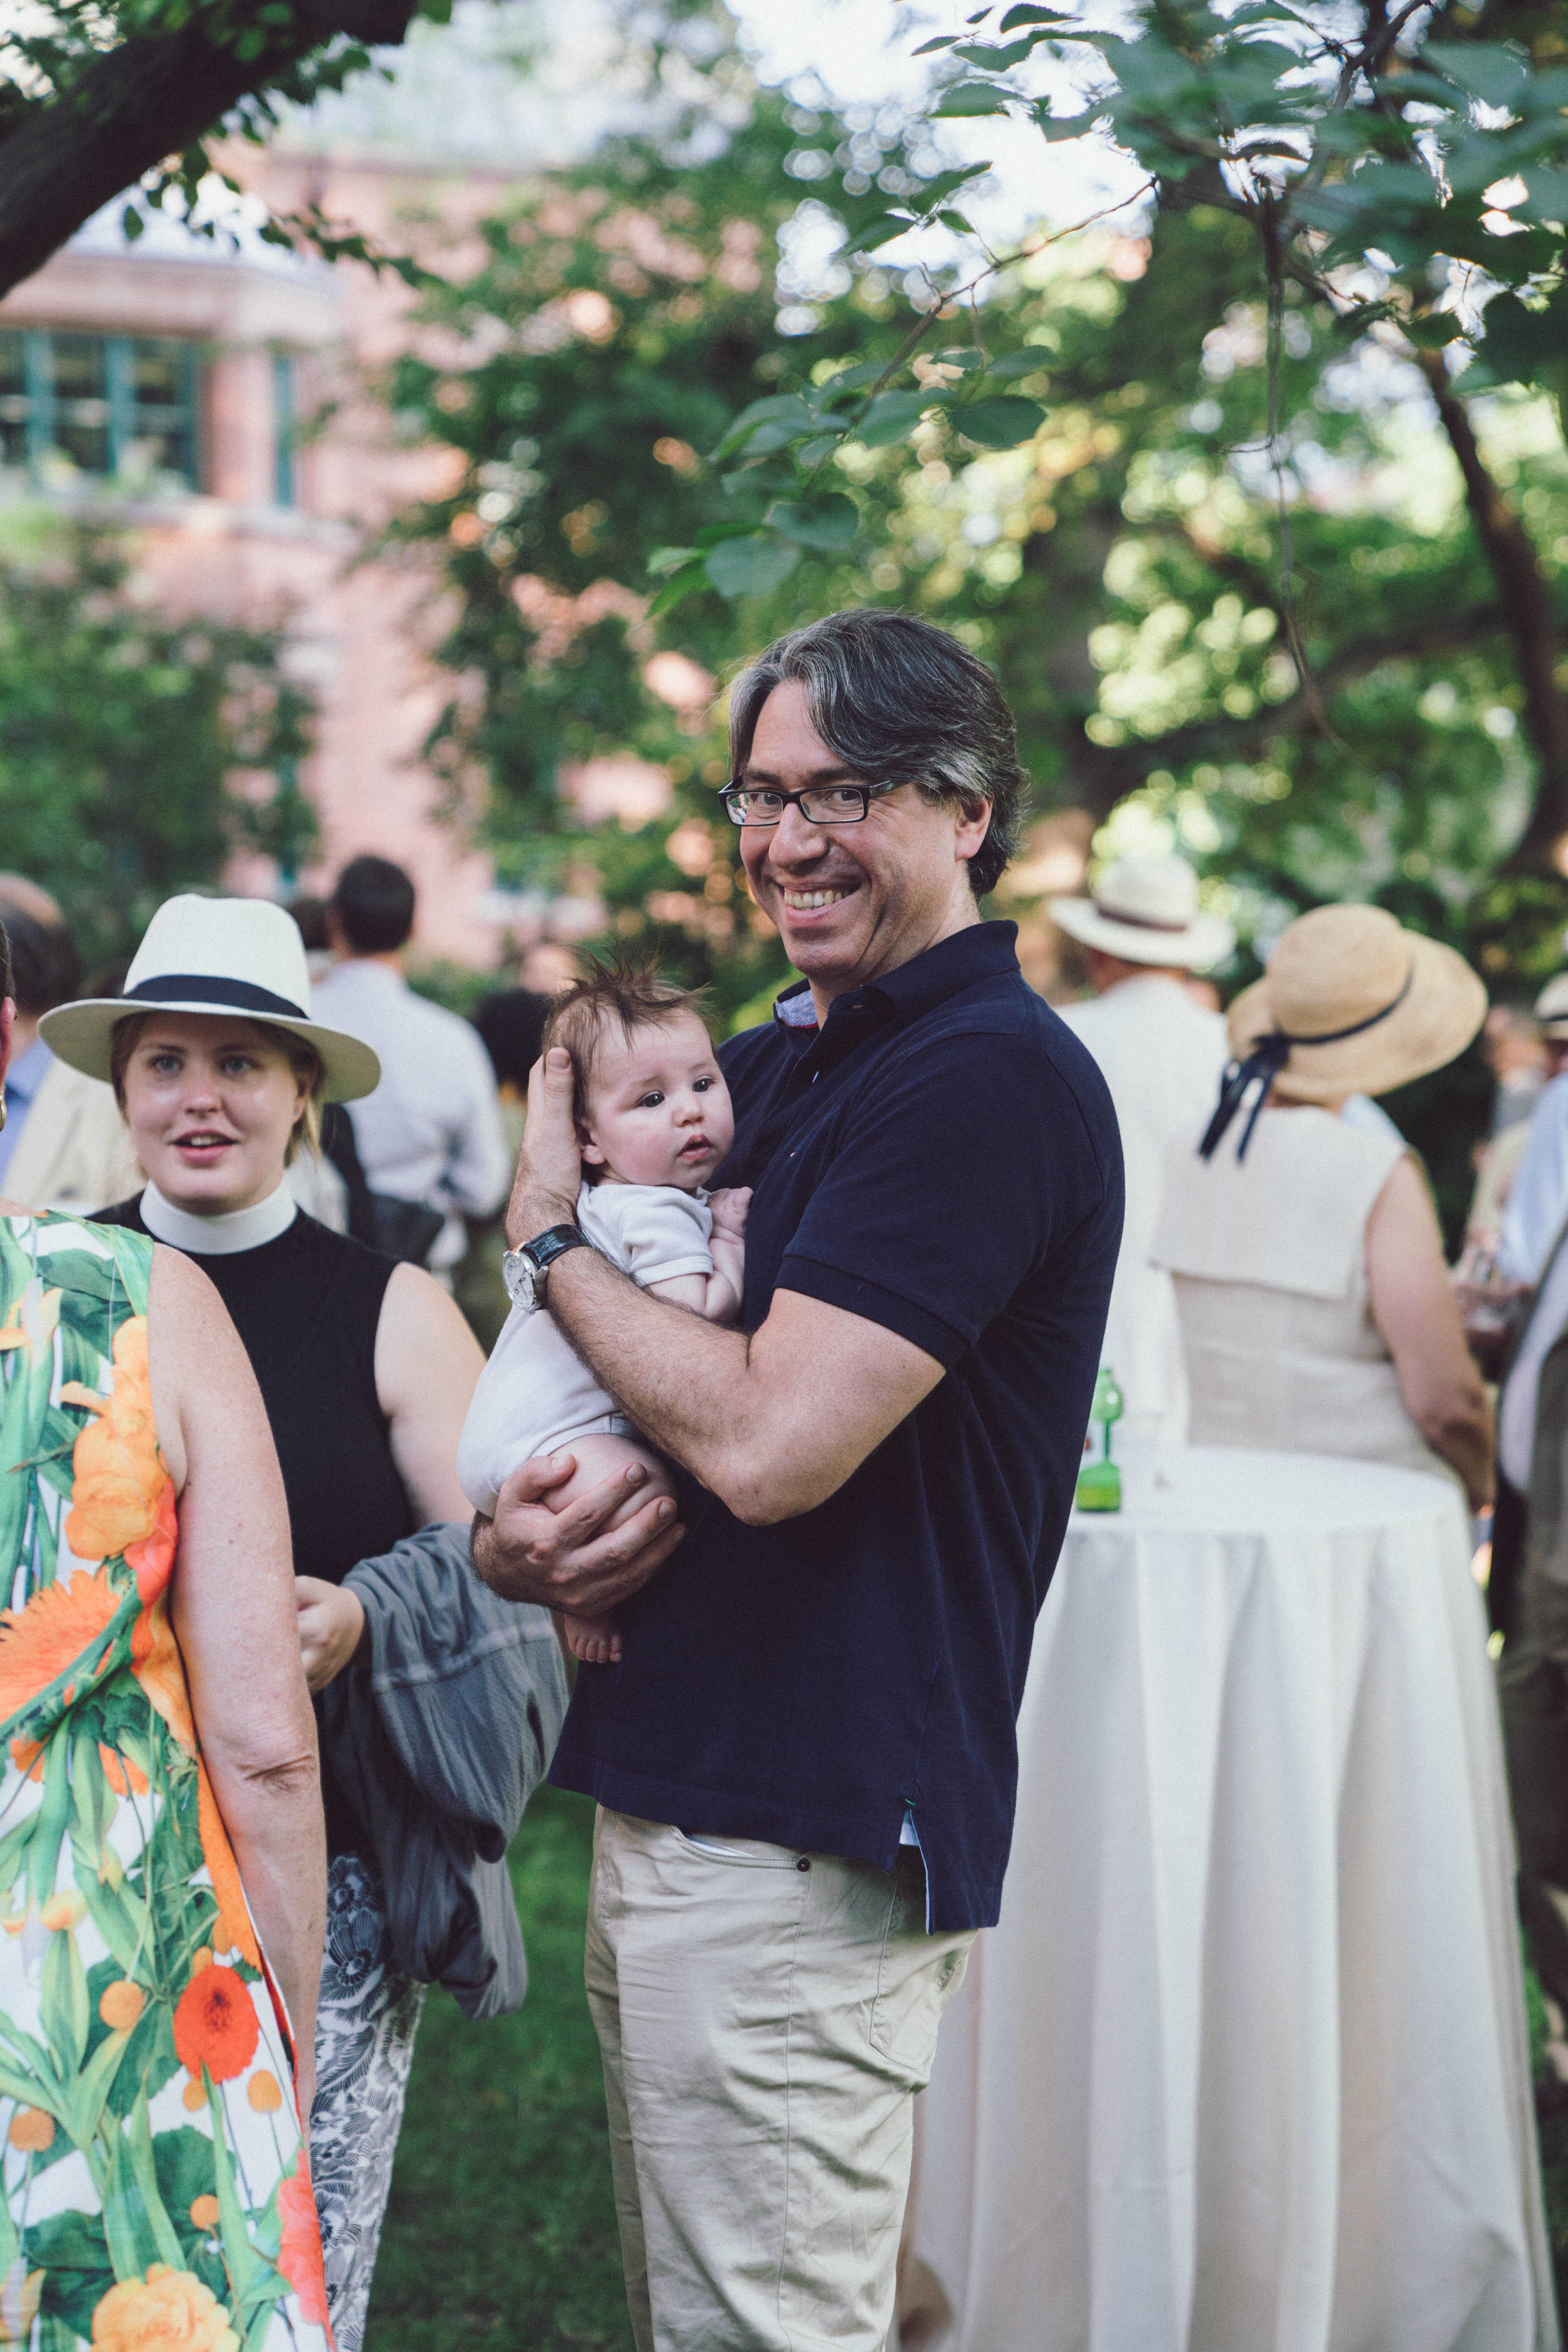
[{"xmin": 0, "ymin": 1216, "xmax": 329, "ymax": 2350}]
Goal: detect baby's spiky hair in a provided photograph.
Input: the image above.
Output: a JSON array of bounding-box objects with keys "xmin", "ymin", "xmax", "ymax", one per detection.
[{"xmin": 541, "ymin": 954, "xmax": 712, "ymax": 1123}]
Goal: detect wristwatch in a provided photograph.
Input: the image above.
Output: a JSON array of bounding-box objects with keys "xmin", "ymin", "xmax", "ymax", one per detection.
[{"xmin": 502, "ymin": 1224, "xmax": 593, "ymax": 1311}]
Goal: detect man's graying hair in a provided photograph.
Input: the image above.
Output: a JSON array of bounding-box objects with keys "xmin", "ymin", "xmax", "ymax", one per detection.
[{"xmin": 726, "ymin": 610, "xmax": 1027, "ymax": 901}]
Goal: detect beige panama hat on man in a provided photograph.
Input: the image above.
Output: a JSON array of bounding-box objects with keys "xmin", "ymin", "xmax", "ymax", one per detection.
[
  {"xmin": 1049, "ymin": 854, "xmax": 1235, "ymax": 973},
  {"xmin": 40, "ymin": 894, "xmax": 382, "ymax": 1103},
  {"xmin": 1200, "ymin": 902, "xmax": 1486, "ymax": 1160}
]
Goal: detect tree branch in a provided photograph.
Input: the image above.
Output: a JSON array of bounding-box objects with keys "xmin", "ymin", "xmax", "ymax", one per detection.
[
  {"xmin": 0, "ymin": 4, "xmax": 420, "ymax": 301},
  {"xmin": 1414, "ymin": 349, "xmax": 1568, "ymax": 872},
  {"xmin": 1063, "ymin": 601, "xmax": 1505, "ymax": 818}
]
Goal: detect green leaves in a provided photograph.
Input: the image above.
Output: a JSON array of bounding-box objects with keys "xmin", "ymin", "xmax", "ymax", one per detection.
[
  {"xmin": 768, "ymin": 495, "xmax": 859, "ymax": 549},
  {"xmin": 857, "ymin": 390, "xmax": 938, "ymax": 448},
  {"xmin": 702, "ymin": 534, "xmax": 801, "ymax": 596},
  {"xmin": 953, "ymin": 396, "xmax": 1046, "ymax": 448},
  {"xmin": 932, "ymin": 81, "xmax": 1017, "ymax": 117}
]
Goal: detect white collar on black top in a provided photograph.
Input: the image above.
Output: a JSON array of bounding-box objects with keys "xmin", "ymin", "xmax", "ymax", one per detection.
[{"xmin": 140, "ymin": 1177, "xmax": 298, "ymax": 1256}]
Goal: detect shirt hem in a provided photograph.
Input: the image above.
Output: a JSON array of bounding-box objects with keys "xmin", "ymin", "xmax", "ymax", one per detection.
[{"xmin": 548, "ymin": 1747, "xmax": 1000, "ymax": 1931}]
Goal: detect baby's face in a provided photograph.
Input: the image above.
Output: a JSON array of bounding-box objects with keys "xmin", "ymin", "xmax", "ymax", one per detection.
[{"xmin": 580, "ymin": 1012, "xmax": 735, "ymax": 1190}]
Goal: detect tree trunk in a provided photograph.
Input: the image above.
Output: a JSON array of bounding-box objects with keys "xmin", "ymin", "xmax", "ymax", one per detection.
[
  {"xmin": 0, "ymin": 4, "xmax": 420, "ymax": 301},
  {"xmin": 1416, "ymin": 350, "xmax": 1568, "ymax": 872}
]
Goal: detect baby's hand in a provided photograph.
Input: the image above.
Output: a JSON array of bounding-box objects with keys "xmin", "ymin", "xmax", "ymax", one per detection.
[{"xmin": 709, "ymin": 1187, "xmax": 753, "ymax": 1241}]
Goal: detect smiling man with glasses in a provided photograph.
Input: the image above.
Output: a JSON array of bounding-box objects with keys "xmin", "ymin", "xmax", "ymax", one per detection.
[{"xmin": 472, "ymin": 607, "xmax": 1123, "ymax": 2352}]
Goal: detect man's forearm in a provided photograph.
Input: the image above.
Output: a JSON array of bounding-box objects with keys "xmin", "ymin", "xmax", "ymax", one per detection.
[{"xmin": 546, "ymin": 1246, "xmax": 754, "ymax": 1490}]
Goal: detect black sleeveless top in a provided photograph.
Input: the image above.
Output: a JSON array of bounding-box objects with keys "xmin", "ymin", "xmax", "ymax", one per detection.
[
  {"xmin": 97, "ymin": 1197, "xmax": 415, "ymax": 1585},
  {"xmin": 95, "ymin": 1197, "xmax": 416, "ymax": 1854}
]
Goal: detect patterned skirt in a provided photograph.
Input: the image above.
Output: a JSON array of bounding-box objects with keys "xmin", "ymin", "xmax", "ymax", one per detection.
[{"xmin": 310, "ymin": 1853, "xmax": 425, "ymax": 2352}]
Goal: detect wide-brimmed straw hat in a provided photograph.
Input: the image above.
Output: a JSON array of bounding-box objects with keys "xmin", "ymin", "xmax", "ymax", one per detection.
[
  {"xmin": 1049, "ymin": 855, "xmax": 1235, "ymax": 973},
  {"xmin": 1200, "ymin": 903, "xmax": 1486, "ymax": 1161},
  {"xmin": 40, "ymin": 894, "xmax": 381, "ymax": 1104}
]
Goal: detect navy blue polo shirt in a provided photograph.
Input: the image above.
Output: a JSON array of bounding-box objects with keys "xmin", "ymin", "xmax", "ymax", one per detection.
[{"xmin": 549, "ymin": 919, "xmax": 1122, "ymax": 1930}]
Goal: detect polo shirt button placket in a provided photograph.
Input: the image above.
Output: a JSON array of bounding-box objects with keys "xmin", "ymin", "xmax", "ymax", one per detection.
[{"xmin": 796, "ymin": 1857, "xmax": 811, "ymax": 1872}]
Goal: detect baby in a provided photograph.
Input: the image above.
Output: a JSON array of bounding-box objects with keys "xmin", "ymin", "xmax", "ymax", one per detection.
[{"xmin": 457, "ymin": 962, "xmax": 750, "ymax": 1665}]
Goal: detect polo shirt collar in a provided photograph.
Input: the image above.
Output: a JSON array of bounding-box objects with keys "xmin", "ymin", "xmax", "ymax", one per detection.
[{"xmin": 770, "ymin": 919, "xmax": 1020, "ymax": 1046}]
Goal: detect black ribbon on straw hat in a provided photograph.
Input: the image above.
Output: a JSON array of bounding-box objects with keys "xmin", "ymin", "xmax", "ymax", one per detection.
[{"xmin": 1199, "ymin": 963, "xmax": 1414, "ymax": 1164}]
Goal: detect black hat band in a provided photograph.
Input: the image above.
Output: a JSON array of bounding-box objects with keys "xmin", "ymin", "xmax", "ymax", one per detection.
[{"xmin": 120, "ymin": 974, "xmax": 310, "ymax": 1022}]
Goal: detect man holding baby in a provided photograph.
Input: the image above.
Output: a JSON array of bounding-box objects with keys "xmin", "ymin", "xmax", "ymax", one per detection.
[{"xmin": 472, "ymin": 608, "xmax": 1123, "ymax": 2352}]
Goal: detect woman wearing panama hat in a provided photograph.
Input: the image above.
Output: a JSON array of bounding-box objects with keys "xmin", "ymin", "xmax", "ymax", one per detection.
[
  {"xmin": 43, "ymin": 893, "xmax": 487, "ymax": 2349},
  {"xmin": 1148, "ymin": 903, "xmax": 1493, "ymax": 1507}
]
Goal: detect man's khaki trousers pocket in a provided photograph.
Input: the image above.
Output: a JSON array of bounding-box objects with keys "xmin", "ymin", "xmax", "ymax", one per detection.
[{"xmin": 585, "ymin": 1808, "xmax": 974, "ymax": 2352}]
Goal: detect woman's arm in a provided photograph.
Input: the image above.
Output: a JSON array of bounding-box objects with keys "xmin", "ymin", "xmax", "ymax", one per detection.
[
  {"xmin": 147, "ymin": 1246, "xmax": 326, "ymax": 2113},
  {"xmin": 373, "ymin": 1261, "xmax": 486, "ymax": 1522},
  {"xmin": 1366, "ymin": 1154, "xmax": 1495, "ymax": 1511}
]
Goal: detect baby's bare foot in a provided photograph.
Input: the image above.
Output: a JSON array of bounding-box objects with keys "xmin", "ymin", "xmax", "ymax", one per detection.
[{"xmin": 564, "ymin": 1612, "xmax": 622, "ymax": 1666}]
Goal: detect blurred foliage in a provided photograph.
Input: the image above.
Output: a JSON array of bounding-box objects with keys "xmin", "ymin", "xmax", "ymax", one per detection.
[
  {"xmin": 388, "ymin": 0, "xmax": 1568, "ymax": 1073},
  {"xmin": 0, "ymin": 524, "xmax": 315, "ymax": 972},
  {"xmin": 0, "ymin": 0, "xmax": 455, "ymax": 297}
]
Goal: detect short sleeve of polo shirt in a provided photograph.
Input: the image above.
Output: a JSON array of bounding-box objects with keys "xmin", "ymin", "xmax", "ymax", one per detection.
[
  {"xmin": 776, "ymin": 1027, "xmax": 1109, "ymax": 1367},
  {"xmin": 579, "ymin": 1183, "xmax": 714, "ymax": 1288}
]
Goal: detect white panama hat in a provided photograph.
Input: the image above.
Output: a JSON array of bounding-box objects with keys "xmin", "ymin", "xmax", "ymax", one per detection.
[
  {"xmin": 1049, "ymin": 855, "xmax": 1235, "ymax": 972},
  {"xmin": 1535, "ymin": 973, "xmax": 1568, "ymax": 1040},
  {"xmin": 39, "ymin": 894, "xmax": 381, "ymax": 1103}
]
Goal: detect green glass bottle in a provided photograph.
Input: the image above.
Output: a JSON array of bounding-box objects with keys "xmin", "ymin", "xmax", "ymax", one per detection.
[{"xmin": 1076, "ymin": 1365, "xmax": 1123, "ymax": 1512}]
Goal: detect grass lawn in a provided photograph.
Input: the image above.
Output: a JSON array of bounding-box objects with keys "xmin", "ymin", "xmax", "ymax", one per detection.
[
  {"xmin": 364, "ymin": 1786, "xmax": 633, "ymax": 2351},
  {"xmin": 368, "ymin": 1786, "xmax": 1568, "ymax": 2345}
]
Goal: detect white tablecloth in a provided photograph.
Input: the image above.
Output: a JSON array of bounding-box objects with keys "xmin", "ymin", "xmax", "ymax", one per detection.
[{"xmin": 901, "ymin": 1448, "xmax": 1557, "ymax": 2352}]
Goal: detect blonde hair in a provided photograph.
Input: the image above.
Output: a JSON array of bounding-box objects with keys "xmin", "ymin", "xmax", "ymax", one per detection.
[{"xmin": 109, "ymin": 1012, "xmax": 325, "ymax": 1164}]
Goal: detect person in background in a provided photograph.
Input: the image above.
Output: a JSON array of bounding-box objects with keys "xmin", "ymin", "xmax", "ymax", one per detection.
[
  {"xmin": 0, "ymin": 879, "xmax": 142, "ymax": 1210},
  {"xmin": 521, "ymin": 939, "xmax": 580, "ymax": 997},
  {"xmin": 1488, "ymin": 1000, "xmax": 1549, "ymax": 1135},
  {"xmin": 285, "ymin": 896, "xmax": 379, "ymax": 1246},
  {"xmin": 1152, "ymin": 903, "xmax": 1492, "ymax": 1508},
  {"xmin": 1498, "ymin": 978, "xmax": 1568, "ymax": 1288},
  {"xmin": 455, "ymin": 987, "xmax": 551, "ymax": 1350},
  {"xmin": 45, "ymin": 894, "xmax": 487, "ymax": 2351},
  {"xmin": 1050, "ymin": 855, "xmax": 1232, "ymax": 1444},
  {"xmin": 1462, "ymin": 1002, "xmax": 1548, "ymax": 1267},
  {"xmin": 314, "ymin": 856, "xmax": 511, "ymax": 1271}
]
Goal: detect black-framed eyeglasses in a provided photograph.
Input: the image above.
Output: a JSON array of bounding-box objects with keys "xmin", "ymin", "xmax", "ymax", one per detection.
[{"xmin": 720, "ymin": 780, "xmax": 899, "ymax": 827}]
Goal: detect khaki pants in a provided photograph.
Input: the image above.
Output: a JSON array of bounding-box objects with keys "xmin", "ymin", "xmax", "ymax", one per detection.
[{"xmin": 585, "ymin": 1808, "xmax": 974, "ymax": 2352}]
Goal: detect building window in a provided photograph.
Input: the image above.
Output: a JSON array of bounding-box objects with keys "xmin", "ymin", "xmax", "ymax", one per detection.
[
  {"xmin": 272, "ymin": 352, "xmax": 295, "ymax": 509},
  {"xmin": 0, "ymin": 329, "xmax": 200, "ymax": 492}
]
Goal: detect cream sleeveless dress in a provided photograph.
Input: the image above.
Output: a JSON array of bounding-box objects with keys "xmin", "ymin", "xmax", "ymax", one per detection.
[{"xmin": 1150, "ymin": 1106, "xmax": 1454, "ymax": 1483}]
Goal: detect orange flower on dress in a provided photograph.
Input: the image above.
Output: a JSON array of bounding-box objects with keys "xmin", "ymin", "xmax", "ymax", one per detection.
[
  {"xmin": 98, "ymin": 1743, "xmax": 149, "ymax": 1798},
  {"xmin": 246, "ymin": 2070, "xmax": 282, "ymax": 2113},
  {"xmin": 7, "ymin": 2109, "xmax": 52, "ymax": 2153},
  {"xmin": 188, "ymin": 2195, "xmax": 220, "ymax": 2232},
  {"xmin": 129, "ymin": 1594, "xmax": 194, "ymax": 1757},
  {"xmin": 195, "ymin": 1762, "xmax": 260, "ymax": 1970},
  {"xmin": 98, "ymin": 1981, "xmax": 144, "ymax": 2032},
  {"xmin": 124, "ymin": 1479, "xmax": 177, "ymax": 1608},
  {"xmin": 275, "ymin": 2147, "xmax": 331, "ymax": 2328},
  {"xmin": 63, "ymin": 1316, "xmax": 166, "ymax": 1567},
  {"xmin": 8, "ymin": 1739, "xmax": 41, "ymax": 1784},
  {"xmin": 0, "ymin": 1571, "xmax": 120, "ymax": 1727},
  {"xmin": 88, "ymin": 2264, "xmax": 238, "ymax": 2352},
  {"xmin": 171, "ymin": 1965, "xmax": 258, "ymax": 2085}
]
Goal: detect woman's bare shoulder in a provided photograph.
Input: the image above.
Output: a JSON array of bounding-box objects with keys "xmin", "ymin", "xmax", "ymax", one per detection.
[{"xmin": 146, "ymin": 1245, "xmax": 260, "ymax": 1491}]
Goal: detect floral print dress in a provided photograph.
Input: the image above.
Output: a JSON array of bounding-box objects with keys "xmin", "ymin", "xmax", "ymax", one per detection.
[{"xmin": 0, "ymin": 1212, "xmax": 331, "ymax": 2351}]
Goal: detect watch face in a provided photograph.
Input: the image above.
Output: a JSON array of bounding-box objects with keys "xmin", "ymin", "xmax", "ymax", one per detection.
[{"xmin": 502, "ymin": 1249, "xmax": 541, "ymax": 1310}]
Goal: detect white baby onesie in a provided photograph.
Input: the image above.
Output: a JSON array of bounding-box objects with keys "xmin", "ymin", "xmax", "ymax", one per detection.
[{"xmin": 457, "ymin": 1178, "xmax": 714, "ymax": 1517}]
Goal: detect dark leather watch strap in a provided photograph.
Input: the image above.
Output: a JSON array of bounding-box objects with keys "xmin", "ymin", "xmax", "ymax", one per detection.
[{"xmin": 525, "ymin": 1224, "xmax": 592, "ymax": 1273}]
